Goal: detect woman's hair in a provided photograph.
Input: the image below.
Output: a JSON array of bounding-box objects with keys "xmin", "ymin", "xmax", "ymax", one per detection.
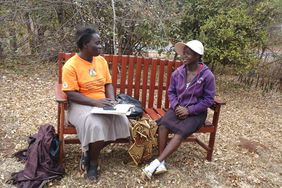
[{"xmin": 76, "ymin": 27, "xmax": 98, "ymax": 49}]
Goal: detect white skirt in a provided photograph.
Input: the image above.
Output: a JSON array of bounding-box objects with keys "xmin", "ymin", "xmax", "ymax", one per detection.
[{"xmin": 68, "ymin": 102, "xmax": 131, "ymax": 152}]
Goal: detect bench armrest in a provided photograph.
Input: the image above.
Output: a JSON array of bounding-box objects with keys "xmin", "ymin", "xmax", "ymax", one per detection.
[
  {"xmin": 214, "ymin": 98, "xmax": 226, "ymax": 106},
  {"xmin": 55, "ymin": 82, "xmax": 67, "ymax": 103}
]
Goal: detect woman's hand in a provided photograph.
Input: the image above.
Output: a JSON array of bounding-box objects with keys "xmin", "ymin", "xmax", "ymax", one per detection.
[
  {"xmin": 175, "ymin": 105, "xmax": 189, "ymax": 119},
  {"xmin": 93, "ymin": 98, "xmax": 117, "ymax": 107}
]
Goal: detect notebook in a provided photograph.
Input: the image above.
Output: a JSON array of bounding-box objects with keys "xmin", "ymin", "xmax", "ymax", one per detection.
[{"xmin": 90, "ymin": 104, "xmax": 135, "ymax": 115}]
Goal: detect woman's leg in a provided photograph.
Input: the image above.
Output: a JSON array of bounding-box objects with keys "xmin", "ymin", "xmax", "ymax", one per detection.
[
  {"xmin": 88, "ymin": 137, "xmax": 130, "ymax": 165},
  {"xmin": 142, "ymin": 133, "xmax": 183, "ymax": 179},
  {"xmin": 157, "ymin": 133, "xmax": 183, "ymax": 162},
  {"xmin": 89, "ymin": 141, "xmax": 106, "ymax": 165},
  {"xmin": 86, "ymin": 141, "xmax": 106, "ymax": 180},
  {"xmin": 158, "ymin": 125, "xmax": 169, "ymax": 155}
]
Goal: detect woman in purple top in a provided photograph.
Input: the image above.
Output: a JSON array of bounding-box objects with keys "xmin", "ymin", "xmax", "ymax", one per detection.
[{"xmin": 142, "ymin": 40, "xmax": 216, "ymax": 179}]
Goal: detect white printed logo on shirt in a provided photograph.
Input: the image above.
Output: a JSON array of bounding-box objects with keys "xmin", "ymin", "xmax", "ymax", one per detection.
[
  {"xmin": 63, "ymin": 82, "xmax": 68, "ymax": 88},
  {"xmin": 197, "ymin": 77, "xmax": 204, "ymax": 84}
]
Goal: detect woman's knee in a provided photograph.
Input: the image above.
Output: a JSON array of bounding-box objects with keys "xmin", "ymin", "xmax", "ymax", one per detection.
[
  {"xmin": 86, "ymin": 123, "xmax": 101, "ymax": 133},
  {"xmin": 174, "ymin": 134, "xmax": 184, "ymax": 142}
]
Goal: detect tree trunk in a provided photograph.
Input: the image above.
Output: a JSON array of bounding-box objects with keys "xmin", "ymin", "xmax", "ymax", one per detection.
[
  {"xmin": 9, "ymin": 28, "xmax": 17, "ymax": 53},
  {"xmin": 24, "ymin": 12, "xmax": 36, "ymax": 54},
  {"xmin": 56, "ymin": 1, "xmax": 65, "ymax": 25},
  {"xmin": 111, "ymin": 0, "xmax": 117, "ymax": 54},
  {"xmin": 0, "ymin": 42, "xmax": 4, "ymax": 58},
  {"xmin": 279, "ymin": 77, "xmax": 282, "ymax": 91}
]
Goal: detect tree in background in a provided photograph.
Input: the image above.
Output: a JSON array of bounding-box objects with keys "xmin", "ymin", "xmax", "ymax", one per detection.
[
  {"xmin": 0, "ymin": 0, "xmax": 180, "ymax": 58},
  {"xmin": 0, "ymin": 0, "xmax": 280, "ymax": 70},
  {"xmin": 172, "ymin": 0, "xmax": 279, "ymax": 71}
]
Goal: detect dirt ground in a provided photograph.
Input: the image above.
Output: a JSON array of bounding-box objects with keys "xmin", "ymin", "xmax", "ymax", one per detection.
[{"xmin": 0, "ymin": 61, "xmax": 281, "ymax": 188}]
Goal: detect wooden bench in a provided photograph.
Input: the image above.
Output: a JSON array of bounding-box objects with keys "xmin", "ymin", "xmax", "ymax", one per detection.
[{"xmin": 55, "ymin": 52, "xmax": 225, "ymax": 163}]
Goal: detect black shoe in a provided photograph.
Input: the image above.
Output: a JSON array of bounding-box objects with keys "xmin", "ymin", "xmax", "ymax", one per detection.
[
  {"xmin": 80, "ymin": 151, "xmax": 89, "ymax": 172},
  {"xmin": 86, "ymin": 163, "xmax": 98, "ymax": 181}
]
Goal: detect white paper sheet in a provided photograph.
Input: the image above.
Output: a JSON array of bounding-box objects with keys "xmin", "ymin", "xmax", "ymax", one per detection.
[{"xmin": 90, "ymin": 104, "xmax": 135, "ymax": 115}]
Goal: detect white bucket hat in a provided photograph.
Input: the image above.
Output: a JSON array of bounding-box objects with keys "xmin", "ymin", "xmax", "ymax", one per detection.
[{"xmin": 175, "ymin": 40, "xmax": 204, "ymax": 56}]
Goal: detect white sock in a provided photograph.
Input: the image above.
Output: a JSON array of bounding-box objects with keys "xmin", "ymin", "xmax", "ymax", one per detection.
[
  {"xmin": 145, "ymin": 159, "xmax": 161, "ymax": 173},
  {"xmin": 160, "ymin": 160, "xmax": 165, "ymax": 166}
]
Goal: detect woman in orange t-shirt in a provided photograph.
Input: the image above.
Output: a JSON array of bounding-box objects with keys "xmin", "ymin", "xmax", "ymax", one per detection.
[{"xmin": 62, "ymin": 27, "xmax": 130, "ymax": 181}]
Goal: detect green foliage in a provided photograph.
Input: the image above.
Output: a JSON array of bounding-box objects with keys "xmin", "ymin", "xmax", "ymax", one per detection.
[
  {"xmin": 171, "ymin": 0, "xmax": 279, "ymax": 72},
  {"xmin": 201, "ymin": 8, "xmax": 257, "ymax": 69}
]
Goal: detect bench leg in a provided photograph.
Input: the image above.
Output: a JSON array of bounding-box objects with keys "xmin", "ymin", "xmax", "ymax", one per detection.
[
  {"xmin": 207, "ymin": 132, "xmax": 216, "ymax": 161},
  {"xmin": 58, "ymin": 104, "xmax": 65, "ymax": 164},
  {"xmin": 59, "ymin": 134, "xmax": 65, "ymax": 164},
  {"xmin": 57, "ymin": 106, "xmax": 60, "ymax": 137}
]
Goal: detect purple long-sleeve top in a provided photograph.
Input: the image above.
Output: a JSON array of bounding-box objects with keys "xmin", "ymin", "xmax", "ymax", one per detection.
[{"xmin": 168, "ymin": 63, "xmax": 216, "ymax": 115}]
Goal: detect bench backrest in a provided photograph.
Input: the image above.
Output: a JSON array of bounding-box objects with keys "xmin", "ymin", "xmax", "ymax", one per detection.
[{"xmin": 57, "ymin": 52, "xmax": 182, "ymax": 109}]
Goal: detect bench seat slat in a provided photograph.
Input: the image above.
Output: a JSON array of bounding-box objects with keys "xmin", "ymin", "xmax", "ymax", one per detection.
[
  {"xmin": 155, "ymin": 108, "xmax": 166, "ymax": 116},
  {"xmin": 144, "ymin": 108, "xmax": 161, "ymax": 120}
]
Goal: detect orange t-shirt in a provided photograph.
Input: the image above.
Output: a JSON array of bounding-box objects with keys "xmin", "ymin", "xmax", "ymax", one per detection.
[{"xmin": 62, "ymin": 54, "xmax": 112, "ymax": 99}]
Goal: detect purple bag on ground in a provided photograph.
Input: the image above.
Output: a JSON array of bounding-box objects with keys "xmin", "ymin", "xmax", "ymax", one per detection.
[{"xmin": 7, "ymin": 124, "xmax": 64, "ymax": 188}]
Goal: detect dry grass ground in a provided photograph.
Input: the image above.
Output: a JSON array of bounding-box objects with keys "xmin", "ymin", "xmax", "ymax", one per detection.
[{"xmin": 0, "ymin": 61, "xmax": 281, "ymax": 188}]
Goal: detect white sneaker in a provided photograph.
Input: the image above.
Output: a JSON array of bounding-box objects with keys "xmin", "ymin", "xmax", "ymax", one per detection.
[
  {"xmin": 142, "ymin": 167, "xmax": 153, "ymax": 180},
  {"xmin": 141, "ymin": 159, "xmax": 161, "ymax": 180},
  {"xmin": 154, "ymin": 163, "xmax": 168, "ymax": 175}
]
